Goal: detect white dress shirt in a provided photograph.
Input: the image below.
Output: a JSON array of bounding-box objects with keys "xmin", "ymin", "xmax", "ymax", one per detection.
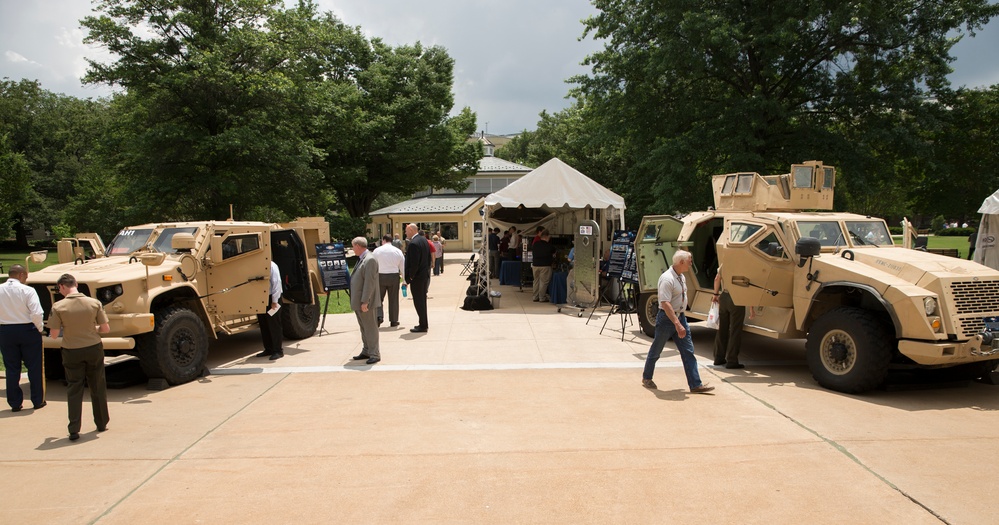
[
  {"xmin": 268, "ymin": 261, "xmax": 283, "ymax": 305},
  {"xmin": 0, "ymin": 277, "xmax": 45, "ymax": 332},
  {"xmin": 371, "ymin": 243, "xmax": 406, "ymax": 275}
]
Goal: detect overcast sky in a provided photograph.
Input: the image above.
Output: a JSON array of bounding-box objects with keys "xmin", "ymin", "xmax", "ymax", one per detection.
[{"xmin": 2, "ymin": 0, "xmax": 998, "ymax": 135}]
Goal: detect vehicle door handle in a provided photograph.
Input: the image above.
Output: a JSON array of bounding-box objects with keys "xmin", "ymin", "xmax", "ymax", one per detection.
[{"xmin": 731, "ymin": 276, "xmax": 750, "ymax": 287}]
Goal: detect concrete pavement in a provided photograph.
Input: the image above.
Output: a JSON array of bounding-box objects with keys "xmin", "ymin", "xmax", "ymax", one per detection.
[{"xmin": 2, "ymin": 253, "xmax": 998, "ymax": 524}]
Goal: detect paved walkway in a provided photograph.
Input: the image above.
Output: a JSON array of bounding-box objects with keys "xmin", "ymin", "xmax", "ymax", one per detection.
[{"xmin": 1, "ymin": 253, "xmax": 997, "ymax": 524}]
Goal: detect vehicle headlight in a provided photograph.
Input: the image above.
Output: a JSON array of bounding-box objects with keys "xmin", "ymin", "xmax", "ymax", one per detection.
[
  {"xmin": 97, "ymin": 284, "xmax": 124, "ymax": 305},
  {"xmin": 923, "ymin": 297, "xmax": 938, "ymax": 316}
]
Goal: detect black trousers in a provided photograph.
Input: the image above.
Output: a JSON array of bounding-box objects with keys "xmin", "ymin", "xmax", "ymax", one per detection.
[
  {"xmin": 0, "ymin": 323, "xmax": 44, "ymax": 409},
  {"xmin": 410, "ymin": 275, "xmax": 430, "ymax": 329},
  {"xmin": 257, "ymin": 310, "xmax": 284, "ymax": 355},
  {"xmin": 62, "ymin": 343, "xmax": 109, "ymax": 434}
]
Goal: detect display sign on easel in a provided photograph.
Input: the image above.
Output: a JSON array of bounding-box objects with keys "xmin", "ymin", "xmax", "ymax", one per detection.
[
  {"xmin": 607, "ymin": 230, "xmax": 634, "ymax": 278},
  {"xmin": 316, "ymin": 243, "xmax": 350, "ymax": 292}
]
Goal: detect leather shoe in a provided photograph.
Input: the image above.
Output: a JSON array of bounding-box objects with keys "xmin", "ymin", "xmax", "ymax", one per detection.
[
  {"xmin": 33, "ymin": 401, "xmax": 47, "ymax": 410},
  {"xmin": 352, "ymin": 354, "xmax": 370, "ymax": 360},
  {"xmin": 365, "ymin": 357, "xmax": 381, "ymax": 364},
  {"xmin": 268, "ymin": 352, "xmax": 284, "ymax": 361},
  {"xmin": 410, "ymin": 326, "xmax": 427, "ymax": 333},
  {"xmin": 11, "ymin": 406, "xmax": 22, "ymax": 413},
  {"xmin": 713, "ymin": 360, "xmax": 726, "ymax": 366},
  {"xmin": 69, "ymin": 433, "xmax": 80, "ymax": 441},
  {"xmin": 725, "ymin": 363, "xmax": 745, "ymax": 369},
  {"xmin": 690, "ymin": 384, "xmax": 715, "ymax": 394},
  {"xmin": 642, "ymin": 379, "xmax": 657, "ymax": 389},
  {"xmin": 98, "ymin": 426, "xmax": 108, "ymax": 432},
  {"xmin": 390, "ymin": 322, "xmax": 400, "ymax": 327},
  {"xmin": 254, "ymin": 351, "xmax": 272, "ymax": 358}
]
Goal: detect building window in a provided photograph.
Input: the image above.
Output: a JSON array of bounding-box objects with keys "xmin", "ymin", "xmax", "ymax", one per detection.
[{"xmin": 417, "ymin": 222, "xmax": 459, "ymax": 241}]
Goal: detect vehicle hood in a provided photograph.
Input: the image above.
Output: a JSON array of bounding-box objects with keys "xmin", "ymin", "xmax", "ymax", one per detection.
[
  {"xmin": 828, "ymin": 247, "xmax": 999, "ymax": 285},
  {"xmin": 26, "ymin": 256, "xmax": 177, "ymax": 286}
]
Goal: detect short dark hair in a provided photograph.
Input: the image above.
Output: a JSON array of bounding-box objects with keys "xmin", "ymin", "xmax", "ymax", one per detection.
[
  {"xmin": 382, "ymin": 234, "xmax": 392, "ymax": 243},
  {"xmin": 57, "ymin": 273, "xmax": 77, "ymax": 288}
]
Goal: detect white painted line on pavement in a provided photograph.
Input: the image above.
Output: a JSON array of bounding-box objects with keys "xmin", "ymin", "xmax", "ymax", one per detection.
[{"xmin": 210, "ymin": 360, "xmax": 805, "ymax": 375}]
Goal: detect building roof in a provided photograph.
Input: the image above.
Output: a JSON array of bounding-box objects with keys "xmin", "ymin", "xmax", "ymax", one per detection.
[
  {"xmin": 369, "ymin": 194, "xmax": 483, "ymax": 216},
  {"xmin": 477, "ymin": 156, "xmax": 533, "ymax": 174}
]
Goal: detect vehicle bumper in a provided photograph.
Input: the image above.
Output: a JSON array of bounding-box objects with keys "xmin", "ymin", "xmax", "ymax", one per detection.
[
  {"xmin": 41, "ymin": 313, "xmax": 152, "ymax": 351},
  {"xmin": 898, "ymin": 334, "xmax": 999, "ymax": 365},
  {"xmin": 43, "ymin": 336, "xmax": 136, "ymax": 350}
]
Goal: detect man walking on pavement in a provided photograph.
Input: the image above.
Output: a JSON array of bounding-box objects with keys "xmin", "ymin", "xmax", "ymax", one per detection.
[
  {"xmin": 0, "ymin": 264, "xmax": 46, "ymax": 412},
  {"xmin": 47, "ymin": 273, "xmax": 111, "ymax": 441},
  {"xmin": 372, "ymin": 234, "xmax": 405, "ymax": 328},
  {"xmin": 641, "ymin": 251, "xmax": 714, "ymax": 394},
  {"xmin": 405, "ymin": 223, "xmax": 431, "ymax": 333}
]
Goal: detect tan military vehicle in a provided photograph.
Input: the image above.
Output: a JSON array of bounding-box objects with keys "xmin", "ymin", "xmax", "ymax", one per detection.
[
  {"xmin": 635, "ymin": 161, "xmax": 999, "ymax": 393},
  {"xmin": 27, "ymin": 218, "xmax": 330, "ymax": 386}
]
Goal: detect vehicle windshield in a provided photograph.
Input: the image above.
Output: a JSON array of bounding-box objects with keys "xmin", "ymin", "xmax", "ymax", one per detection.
[
  {"xmin": 797, "ymin": 221, "xmax": 846, "ymax": 247},
  {"xmin": 106, "ymin": 228, "xmax": 154, "ymax": 255},
  {"xmin": 151, "ymin": 227, "xmax": 199, "ymax": 253},
  {"xmin": 844, "ymin": 221, "xmax": 892, "ymax": 246}
]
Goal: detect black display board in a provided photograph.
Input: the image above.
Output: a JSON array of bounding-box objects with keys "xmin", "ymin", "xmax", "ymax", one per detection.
[
  {"xmin": 607, "ymin": 230, "xmax": 635, "ymax": 278},
  {"xmin": 621, "ymin": 244, "xmax": 639, "ymax": 284},
  {"xmin": 316, "ymin": 243, "xmax": 350, "ymax": 292}
]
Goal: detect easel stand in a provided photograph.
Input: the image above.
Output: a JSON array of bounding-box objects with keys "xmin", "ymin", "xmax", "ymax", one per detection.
[
  {"xmin": 599, "ymin": 282, "xmax": 636, "ymax": 341},
  {"xmin": 317, "ymin": 291, "xmax": 332, "ymax": 336}
]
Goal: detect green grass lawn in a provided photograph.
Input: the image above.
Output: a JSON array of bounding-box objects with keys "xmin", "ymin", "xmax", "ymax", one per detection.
[
  {"xmin": 1, "ymin": 249, "xmax": 60, "ymax": 278},
  {"xmin": 891, "ymin": 235, "xmax": 973, "ymax": 259}
]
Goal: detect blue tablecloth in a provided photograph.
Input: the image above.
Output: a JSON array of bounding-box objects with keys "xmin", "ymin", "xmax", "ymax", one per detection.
[
  {"xmin": 500, "ymin": 260, "xmax": 522, "ymax": 285},
  {"xmin": 548, "ymin": 271, "xmax": 568, "ymax": 304}
]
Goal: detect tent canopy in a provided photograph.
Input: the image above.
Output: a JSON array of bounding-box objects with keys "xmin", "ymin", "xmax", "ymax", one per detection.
[
  {"xmin": 979, "ymin": 188, "xmax": 999, "ymax": 214},
  {"xmin": 484, "ymin": 157, "xmax": 625, "ymax": 212}
]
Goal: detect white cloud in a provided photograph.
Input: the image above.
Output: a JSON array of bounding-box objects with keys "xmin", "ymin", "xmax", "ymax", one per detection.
[{"xmin": 5, "ymin": 50, "xmax": 30, "ymax": 63}]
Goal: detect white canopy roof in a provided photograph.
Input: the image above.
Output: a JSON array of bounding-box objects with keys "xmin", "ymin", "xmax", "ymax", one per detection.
[
  {"xmin": 979, "ymin": 188, "xmax": 999, "ymax": 214},
  {"xmin": 484, "ymin": 157, "xmax": 625, "ymax": 212}
]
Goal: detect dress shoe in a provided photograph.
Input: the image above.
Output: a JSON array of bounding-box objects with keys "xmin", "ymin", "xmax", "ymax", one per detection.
[
  {"xmin": 352, "ymin": 354, "xmax": 370, "ymax": 360},
  {"xmin": 268, "ymin": 352, "xmax": 284, "ymax": 361},
  {"xmin": 69, "ymin": 432, "xmax": 80, "ymax": 441},
  {"xmin": 254, "ymin": 351, "xmax": 272, "ymax": 358},
  {"xmin": 390, "ymin": 322, "xmax": 400, "ymax": 327},
  {"xmin": 690, "ymin": 384, "xmax": 715, "ymax": 394},
  {"xmin": 713, "ymin": 360, "xmax": 726, "ymax": 366},
  {"xmin": 725, "ymin": 363, "xmax": 745, "ymax": 369},
  {"xmin": 11, "ymin": 406, "xmax": 22, "ymax": 413},
  {"xmin": 377, "ymin": 318, "xmax": 384, "ymax": 325},
  {"xmin": 33, "ymin": 401, "xmax": 47, "ymax": 410},
  {"xmin": 410, "ymin": 326, "xmax": 427, "ymax": 333},
  {"xmin": 642, "ymin": 379, "xmax": 657, "ymax": 389},
  {"xmin": 365, "ymin": 357, "xmax": 381, "ymax": 364},
  {"xmin": 98, "ymin": 426, "xmax": 108, "ymax": 432}
]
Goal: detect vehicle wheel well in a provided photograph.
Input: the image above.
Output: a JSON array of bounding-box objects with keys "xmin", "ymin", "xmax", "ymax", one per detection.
[
  {"xmin": 804, "ymin": 285, "xmax": 898, "ymax": 336},
  {"xmin": 150, "ymin": 288, "xmax": 211, "ymax": 332}
]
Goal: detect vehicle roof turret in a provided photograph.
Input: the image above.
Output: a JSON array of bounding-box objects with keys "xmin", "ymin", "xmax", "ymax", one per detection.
[{"xmin": 711, "ymin": 160, "xmax": 835, "ymax": 212}]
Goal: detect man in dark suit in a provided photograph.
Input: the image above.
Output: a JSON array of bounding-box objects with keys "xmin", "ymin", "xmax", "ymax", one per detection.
[
  {"xmin": 404, "ymin": 223, "xmax": 431, "ymax": 333},
  {"xmin": 349, "ymin": 237, "xmax": 382, "ymax": 364}
]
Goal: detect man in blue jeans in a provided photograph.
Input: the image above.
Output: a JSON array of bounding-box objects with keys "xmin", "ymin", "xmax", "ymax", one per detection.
[{"xmin": 642, "ymin": 250, "xmax": 714, "ymax": 394}]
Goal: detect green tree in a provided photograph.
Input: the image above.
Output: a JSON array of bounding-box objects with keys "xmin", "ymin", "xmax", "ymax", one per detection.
[
  {"xmin": 82, "ymin": 0, "xmax": 321, "ymax": 222},
  {"xmin": 574, "ymin": 0, "xmax": 999, "ymax": 217},
  {"xmin": 0, "ymin": 134, "xmax": 31, "ymax": 239}
]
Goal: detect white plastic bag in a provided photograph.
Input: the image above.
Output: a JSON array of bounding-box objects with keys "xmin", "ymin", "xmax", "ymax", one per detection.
[{"xmin": 705, "ymin": 302, "xmax": 720, "ymax": 330}]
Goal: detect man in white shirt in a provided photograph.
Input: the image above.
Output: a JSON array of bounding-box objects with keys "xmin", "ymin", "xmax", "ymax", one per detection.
[
  {"xmin": 254, "ymin": 261, "xmax": 284, "ymax": 360},
  {"xmin": 641, "ymin": 251, "xmax": 714, "ymax": 394},
  {"xmin": 371, "ymin": 234, "xmax": 405, "ymax": 327},
  {"xmin": 0, "ymin": 264, "xmax": 47, "ymax": 411}
]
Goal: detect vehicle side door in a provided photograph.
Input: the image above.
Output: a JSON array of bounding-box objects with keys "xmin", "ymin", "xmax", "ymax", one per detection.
[
  {"xmin": 206, "ymin": 228, "xmax": 271, "ymax": 321},
  {"xmin": 271, "ymin": 229, "xmax": 313, "ymax": 304},
  {"xmin": 717, "ymin": 220, "xmax": 794, "ymax": 308}
]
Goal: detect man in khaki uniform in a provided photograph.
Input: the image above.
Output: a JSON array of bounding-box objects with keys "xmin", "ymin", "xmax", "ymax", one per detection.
[{"xmin": 48, "ymin": 273, "xmax": 110, "ymax": 441}]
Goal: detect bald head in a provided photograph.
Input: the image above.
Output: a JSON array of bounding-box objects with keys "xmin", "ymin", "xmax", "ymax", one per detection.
[
  {"xmin": 8, "ymin": 264, "xmax": 27, "ymax": 281},
  {"xmin": 406, "ymin": 223, "xmax": 418, "ymax": 238}
]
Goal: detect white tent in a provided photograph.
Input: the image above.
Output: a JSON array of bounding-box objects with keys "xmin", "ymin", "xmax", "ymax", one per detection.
[
  {"xmin": 483, "ymin": 157, "xmax": 626, "ymax": 234},
  {"xmin": 974, "ymin": 189, "xmax": 999, "ymax": 270}
]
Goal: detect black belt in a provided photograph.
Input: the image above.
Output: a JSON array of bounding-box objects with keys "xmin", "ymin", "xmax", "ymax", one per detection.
[{"xmin": 0, "ymin": 323, "xmax": 36, "ymax": 328}]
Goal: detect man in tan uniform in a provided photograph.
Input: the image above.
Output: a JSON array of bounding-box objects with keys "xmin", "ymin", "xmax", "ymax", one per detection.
[{"xmin": 48, "ymin": 273, "xmax": 110, "ymax": 441}]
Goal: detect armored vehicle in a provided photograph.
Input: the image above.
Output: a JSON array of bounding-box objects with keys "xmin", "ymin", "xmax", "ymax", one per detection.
[
  {"xmin": 28, "ymin": 218, "xmax": 330, "ymax": 386},
  {"xmin": 635, "ymin": 161, "xmax": 999, "ymax": 393}
]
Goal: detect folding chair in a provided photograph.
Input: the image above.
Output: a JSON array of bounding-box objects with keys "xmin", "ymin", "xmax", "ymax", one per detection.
[{"xmin": 459, "ymin": 254, "xmax": 477, "ymax": 276}]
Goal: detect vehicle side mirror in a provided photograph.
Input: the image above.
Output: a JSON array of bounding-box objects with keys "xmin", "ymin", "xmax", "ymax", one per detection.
[
  {"xmin": 137, "ymin": 253, "xmax": 166, "ymax": 266},
  {"xmin": 795, "ymin": 237, "xmax": 821, "ymax": 268},
  {"xmin": 209, "ymin": 236, "xmax": 223, "ymax": 265}
]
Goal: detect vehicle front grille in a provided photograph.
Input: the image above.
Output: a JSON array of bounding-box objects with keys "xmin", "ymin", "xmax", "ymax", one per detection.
[{"xmin": 950, "ymin": 279, "xmax": 999, "ymax": 338}]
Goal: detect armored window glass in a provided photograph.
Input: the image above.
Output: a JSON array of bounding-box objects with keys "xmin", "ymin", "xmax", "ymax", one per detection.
[
  {"xmin": 106, "ymin": 228, "xmax": 153, "ymax": 255},
  {"xmin": 722, "ymin": 175, "xmax": 736, "ymax": 194},
  {"xmin": 845, "ymin": 221, "xmax": 892, "ymax": 246},
  {"xmin": 730, "ymin": 223, "xmax": 763, "ymax": 243},
  {"xmin": 753, "ymin": 232, "xmax": 787, "ymax": 259},
  {"xmin": 220, "ymin": 233, "xmax": 261, "ymax": 260},
  {"xmin": 792, "ymin": 166, "xmax": 813, "ymax": 188},
  {"xmin": 822, "ymin": 167, "xmax": 834, "ymax": 189},
  {"xmin": 797, "ymin": 221, "xmax": 844, "ymax": 247},
  {"xmin": 152, "ymin": 227, "xmax": 199, "ymax": 253},
  {"xmin": 735, "ymin": 174, "xmax": 753, "ymax": 194}
]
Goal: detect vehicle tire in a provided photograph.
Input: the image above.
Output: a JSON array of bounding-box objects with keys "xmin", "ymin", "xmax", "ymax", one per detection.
[
  {"xmin": 806, "ymin": 307, "xmax": 892, "ymax": 394},
  {"xmin": 638, "ymin": 292, "xmax": 658, "ymax": 337},
  {"xmin": 281, "ymin": 296, "xmax": 320, "ymax": 339},
  {"xmin": 44, "ymin": 348, "xmax": 65, "ymax": 380},
  {"xmin": 137, "ymin": 307, "xmax": 209, "ymax": 385}
]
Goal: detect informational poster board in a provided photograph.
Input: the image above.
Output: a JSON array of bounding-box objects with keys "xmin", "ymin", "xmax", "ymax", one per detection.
[
  {"xmin": 621, "ymin": 242, "xmax": 639, "ymax": 284},
  {"xmin": 607, "ymin": 230, "xmax": 634, "ymax": 278},
  {"xmin": 316, "ymin": 243, "xmax": 350, "ymax": 292}
]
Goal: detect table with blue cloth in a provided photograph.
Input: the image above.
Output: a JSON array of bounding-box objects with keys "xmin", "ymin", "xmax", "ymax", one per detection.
[
  {"xmin": 548, "ymin": 271, "xmax": 568, "ymax": 304},
  {"xmin": 499, "ymin": 260, "xmax": 522, "ymax": 285}
]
